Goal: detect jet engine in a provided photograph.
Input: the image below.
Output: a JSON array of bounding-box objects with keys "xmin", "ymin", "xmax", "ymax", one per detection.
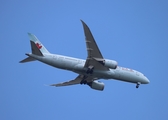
[
  {"xmin": 87, "ymin": 81, "xmax": 105, "ymax": 91},
  {"xmin": 95, "ymin": 58, "xmax": 118, "ymax": 69},
  {"xmin": 103, "ymin": 59, "xmax": 118, "ymax": 69}
]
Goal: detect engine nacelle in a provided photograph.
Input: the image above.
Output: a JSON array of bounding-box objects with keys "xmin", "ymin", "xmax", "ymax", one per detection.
[
  {"xmin": 103, "ymin": 59, "xmax": 118, "ymax": 69},
  {"xmin": 94, "ymin": 58, "xmax": 118, "ymax": 69},
  {"xmin": 88, "ymin": 81, "xmax": 105, "ymax": 91}
]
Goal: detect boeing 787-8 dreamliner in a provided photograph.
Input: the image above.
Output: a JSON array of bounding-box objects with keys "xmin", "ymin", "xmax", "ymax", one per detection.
[{"xmin": 20, "ymin": 20, "xmax": 149, "ymax": 91}]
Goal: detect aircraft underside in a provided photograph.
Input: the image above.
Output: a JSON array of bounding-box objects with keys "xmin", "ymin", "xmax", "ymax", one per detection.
[{"xmin": 20, "ymin": 20, "xmax": 149, "ymax": 91}]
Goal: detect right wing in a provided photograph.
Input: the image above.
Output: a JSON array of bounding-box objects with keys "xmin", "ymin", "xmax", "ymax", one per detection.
[{"xmin": 50, "ymin": 75, "xmax": 96, "ymax": 87}]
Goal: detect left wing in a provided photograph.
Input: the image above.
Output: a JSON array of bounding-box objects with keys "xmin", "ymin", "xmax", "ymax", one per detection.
[
  {"xmin": 81, "ymin": 20, "xmax": 109, "ymax": 71},
  {"xmin": 50, "ymin": 75, "xmax": 96, "ymax": 87}
]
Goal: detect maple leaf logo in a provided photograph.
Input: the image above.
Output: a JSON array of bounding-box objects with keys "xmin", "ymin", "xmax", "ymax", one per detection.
[{"xmin": 36, "ymin": 43, "xmax": 42, "ymax": 49}]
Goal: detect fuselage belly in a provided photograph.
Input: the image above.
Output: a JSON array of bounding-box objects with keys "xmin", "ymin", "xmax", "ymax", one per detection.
[{"xmin": 28, "ymin": 53, "xmax": 149, "ymax": 84}]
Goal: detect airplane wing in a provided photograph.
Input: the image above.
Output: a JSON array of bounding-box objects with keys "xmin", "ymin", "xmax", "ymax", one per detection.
[
  {"xmin": 50, "ymin": 74, "xmax": 96, "ymax": 87},
  {"xmin": 81, "ymin": 20, "xmax": 109, "ymax": 71}
]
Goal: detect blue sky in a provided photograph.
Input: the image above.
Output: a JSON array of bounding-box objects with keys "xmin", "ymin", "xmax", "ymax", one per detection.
[{"xmin": 1, "ymin": 0, "xmax": 168, "ymax": 120}]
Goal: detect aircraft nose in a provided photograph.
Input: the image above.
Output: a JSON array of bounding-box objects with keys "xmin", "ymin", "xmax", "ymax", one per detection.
[{"xmin": 144, "ymin": 76, "xmax": 150, "ymax": 84}]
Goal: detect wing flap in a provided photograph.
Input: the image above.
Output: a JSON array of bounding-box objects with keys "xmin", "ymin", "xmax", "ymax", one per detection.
[{"xmin": 88, "ymin": 58, "xmax": 109, "ymax": 71}]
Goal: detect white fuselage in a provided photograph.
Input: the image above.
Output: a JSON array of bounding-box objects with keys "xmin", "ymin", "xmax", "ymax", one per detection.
[{"xmin": 28, "ymin": 53, "xmax": 149, "ymax": 84}]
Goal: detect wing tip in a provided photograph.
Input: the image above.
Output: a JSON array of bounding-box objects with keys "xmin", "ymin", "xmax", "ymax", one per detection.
[
  {"xmin": 80, "ymin": 19, "xmax": 86, "ymax": 25},
  {"xmin": 49, "ymin": 84, "xmax": 57, "ymax": 87},
  {"xmin": 80, "ymin": 19, "xmax": 84, "ymax": 22}
]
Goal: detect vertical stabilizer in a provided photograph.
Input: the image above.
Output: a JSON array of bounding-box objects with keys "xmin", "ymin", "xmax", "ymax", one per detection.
[
  {"xmin": 28, "ymin": 33, "xmax": 50, "ymax": 55},
  {"xmin": 20, "ymin": 33, "xmax": 50, "ymax": 63}
]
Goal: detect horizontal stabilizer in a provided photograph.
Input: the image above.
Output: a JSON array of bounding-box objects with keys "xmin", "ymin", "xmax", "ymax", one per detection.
[{"xmin": 19, "ymin": 56, "xmax": 36, "ymax": 63}]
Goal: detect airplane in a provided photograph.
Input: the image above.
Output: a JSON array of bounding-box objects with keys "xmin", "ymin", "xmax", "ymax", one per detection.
[{"xmin": 20, "ymin": 20, "xmax": 150, "ymax": 91}]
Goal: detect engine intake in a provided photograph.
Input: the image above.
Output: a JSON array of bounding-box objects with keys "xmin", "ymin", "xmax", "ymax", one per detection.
[{"xmin": 87, "ymin": 81, "xmax": 104, "ymax": 91}]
